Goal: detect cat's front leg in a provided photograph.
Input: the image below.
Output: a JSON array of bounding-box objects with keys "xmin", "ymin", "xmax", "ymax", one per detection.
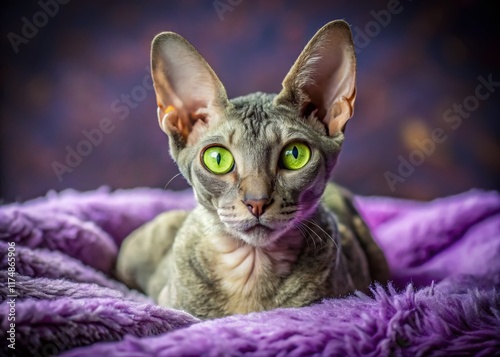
[
  {"xmin": 323, "ymin": 183, "xmax": 390, "ymax": 285},
  {"xmin": 116, "ymin": 210, "xmax": 189, "ymax": 296},
  {"xmin": 275, "ymin": 252, "xmax": 360, "ymax": 309}
]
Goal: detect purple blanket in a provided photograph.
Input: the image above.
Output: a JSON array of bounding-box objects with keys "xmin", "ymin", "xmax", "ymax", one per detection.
[{"xmin": 1, "ymin": 188, "xmax": 499, "ymax": 356}]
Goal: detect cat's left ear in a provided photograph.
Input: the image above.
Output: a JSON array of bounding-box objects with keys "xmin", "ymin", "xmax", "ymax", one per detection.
[
  {"xmin": 151, "ymin": 32, "xmax": 229, "ymax": 146},
  {"xmin": 275, "ymin": 20, "xmax": 356, "ymax": 136}
]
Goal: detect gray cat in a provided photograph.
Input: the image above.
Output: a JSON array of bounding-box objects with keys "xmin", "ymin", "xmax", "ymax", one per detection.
[{"xmin": 117, "ymin": 20, "xmax": 389, "ymax": 319}]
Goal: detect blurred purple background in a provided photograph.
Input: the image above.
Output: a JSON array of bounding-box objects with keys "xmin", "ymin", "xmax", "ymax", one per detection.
[{"xmin": 1, "ymin": 0, "xmax": 499, "ymax": 203}]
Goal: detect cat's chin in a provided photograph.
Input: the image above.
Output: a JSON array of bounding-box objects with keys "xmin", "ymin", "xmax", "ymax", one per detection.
[{"xmin": 233, "ymin": 223, "xmax": 285, "ymax": 248}]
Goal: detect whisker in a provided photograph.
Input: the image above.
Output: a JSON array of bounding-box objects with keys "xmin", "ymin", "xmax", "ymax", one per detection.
[
  {"xmin": 293, "ymin": 223, "xmax": 311, "ymax": 251},
  {"xmin": 303, "ymin": 219, "xmax": 341, "ymax": 264},
  {"xmin": 303, "ymin": 219, "xmax": 339, "ymax": 250},
  {"xmin": 300, "ymin": 222, "xmax": 326, "ymax": 251},
  {"xmin": 298, "ymin": 222, "xmax": 321, "ymax": 252},
  {"xmin": 303, "ymin": 218, "xmax": 343, "ymax": 269},
  {"xmin": 163, "ymin": 173, "xmax": 183, "ymax": 191}
]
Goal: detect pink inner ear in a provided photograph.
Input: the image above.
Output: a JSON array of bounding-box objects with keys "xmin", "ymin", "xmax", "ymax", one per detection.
[
  {"xmin": 278, "ymin": 21, "xmax": 357, "ymax": 137},
  {"xmin": 326, "ymin": 97, "xmax": 354, "ymax": 135}
]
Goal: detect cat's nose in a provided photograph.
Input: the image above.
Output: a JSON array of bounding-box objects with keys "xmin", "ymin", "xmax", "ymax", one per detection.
[{"xmin": 243, "ymin": 197, "xmax": 272, "ymax": 218}]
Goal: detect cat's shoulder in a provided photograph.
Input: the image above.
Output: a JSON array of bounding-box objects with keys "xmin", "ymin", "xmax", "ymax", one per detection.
[{"xmin": 322, "ymin": 182, "xmax": 356, "ymax": 216}]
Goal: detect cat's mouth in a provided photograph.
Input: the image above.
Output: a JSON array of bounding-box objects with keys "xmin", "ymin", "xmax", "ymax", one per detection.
[
  {"xmin": 230, "ymin": 220, "xmax": 291, "ymax": 247},
  {"xmin": 217, "ymin": 209, "xmax": 292, "ymax": 246},
  {"xmin": 243, "ymin": 223, "xmax": 273, "ymax": 235}
]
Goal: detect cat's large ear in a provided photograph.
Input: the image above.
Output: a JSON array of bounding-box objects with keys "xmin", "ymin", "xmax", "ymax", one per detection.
[
  {"xmin": 275, "ymin": 20, "xmax": 356, "ymax": 136},
  {"xmin": 151, "ymin": 32, "xmax": 229, "ymax": 146}
]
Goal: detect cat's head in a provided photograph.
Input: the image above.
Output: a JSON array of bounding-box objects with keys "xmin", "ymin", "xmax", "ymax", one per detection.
[{"xmin": 151, "ymin": 21, "xmax": 356, "ymax": 247}]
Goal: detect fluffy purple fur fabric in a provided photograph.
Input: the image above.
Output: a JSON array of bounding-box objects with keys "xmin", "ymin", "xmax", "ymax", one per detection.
[{"xmin": 1, "ymin": 188, "xmax": 499, "ymax": 356}]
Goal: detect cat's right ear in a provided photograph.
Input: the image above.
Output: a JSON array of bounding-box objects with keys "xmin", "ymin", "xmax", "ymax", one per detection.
[
  {"xmin": 275, "ymin": 20, "xmax": 357, "ymax": 137},
  {"xmin": 151, "ymin": 32, "xmax": 229, "ymax": 147}
]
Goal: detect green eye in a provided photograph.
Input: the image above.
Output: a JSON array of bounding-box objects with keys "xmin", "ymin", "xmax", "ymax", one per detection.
[
  {"xmin": 280, "ymin": 142, "xmax": 311, "ymax": 170},
  {"xmin": 202, "ymin": 146, "xmax": 235, "ymax": 174}
]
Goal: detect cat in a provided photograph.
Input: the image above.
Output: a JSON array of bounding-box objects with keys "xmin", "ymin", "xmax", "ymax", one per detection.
[{"xmin": 117, "ymin": 20, "xmax": 389, "ymax": 319}]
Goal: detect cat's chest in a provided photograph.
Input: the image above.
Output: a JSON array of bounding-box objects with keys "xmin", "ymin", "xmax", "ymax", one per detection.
[{"xmin": 209, "ymin": 234, "xmax": 304, "ymax": 315}]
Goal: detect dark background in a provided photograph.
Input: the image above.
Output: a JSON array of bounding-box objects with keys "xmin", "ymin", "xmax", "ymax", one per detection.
[{"xmin": 1, "ymin": 0, "xmax": 499, "ymax": 203}]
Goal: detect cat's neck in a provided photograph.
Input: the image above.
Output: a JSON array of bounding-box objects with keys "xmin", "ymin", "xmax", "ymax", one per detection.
[
  {"xmin": 204, "ymin": 225, "xmax": 305, "ymax": 314},
  {"xmin": 207, "ymin": 225, "xmax": 305, "ymax": 275}
]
